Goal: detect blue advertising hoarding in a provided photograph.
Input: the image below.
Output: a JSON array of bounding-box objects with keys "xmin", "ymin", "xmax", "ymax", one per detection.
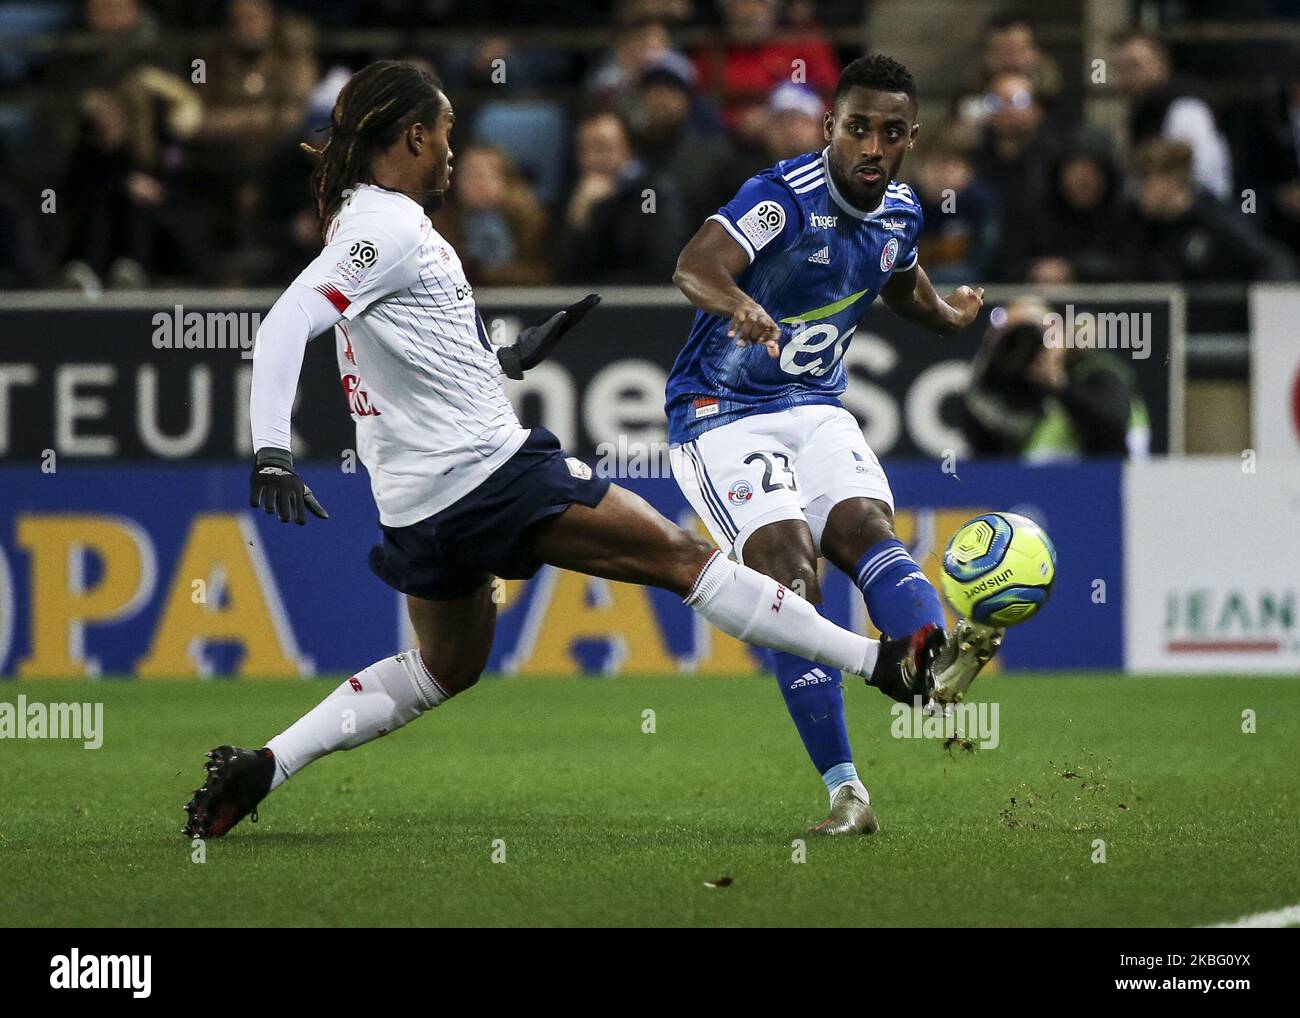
[{"xmin": 0, "ymin": 458, "xmax": 1122, "ymax": 678}]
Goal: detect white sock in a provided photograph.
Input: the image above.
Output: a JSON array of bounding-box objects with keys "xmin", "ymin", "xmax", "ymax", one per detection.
[
  {"xmin": 830, "ymin": 778, "xmax": 870, "ymax": 806},
  {"xmin": 265, "ymin": 650, "xmax": 448, "ymax": 789},
  {"xmin": 684, "ymin": 552, "xmax": 880, "ymax": 677}
]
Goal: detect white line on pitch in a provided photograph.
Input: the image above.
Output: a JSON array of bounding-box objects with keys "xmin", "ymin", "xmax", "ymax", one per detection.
[{"xmin": 1206, "ymin": 903, "xmax": 1300, "ymax": 928}]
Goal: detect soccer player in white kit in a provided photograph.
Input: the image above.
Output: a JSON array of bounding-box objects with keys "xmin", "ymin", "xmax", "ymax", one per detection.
[{"xmin": 182, "ymin": 61, "xmax": 941, "ymax": 840}]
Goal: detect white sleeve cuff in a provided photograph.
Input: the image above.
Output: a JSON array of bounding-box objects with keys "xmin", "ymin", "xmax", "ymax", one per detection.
[{"xmin": 707, "ymin": 213, "xmax": 756, "ymax": 264}]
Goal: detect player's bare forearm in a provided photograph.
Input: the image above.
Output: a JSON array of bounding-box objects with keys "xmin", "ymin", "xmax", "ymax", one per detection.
[
  {"xmin": 673, "ymin": 252, "xmax": 749, "ymax": 320},
  {"xmin": 673, "ymin": 221, "xmax": 754, "ymax": 319},
  {"xmin": 673, "ymin": 220, "xmax": 781, "ymax": 355},
  {"xmin": 880, "ymin": 264, "xmax": 984, "ymax": 336}
]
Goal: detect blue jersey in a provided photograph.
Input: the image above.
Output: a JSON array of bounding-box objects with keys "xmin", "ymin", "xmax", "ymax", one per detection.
[{"xmin": 665, "ymin": 147, "xmax": 923, "ymax": 444}]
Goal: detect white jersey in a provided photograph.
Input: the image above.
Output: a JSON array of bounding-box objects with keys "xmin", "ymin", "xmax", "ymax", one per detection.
[{"xmin": 296, "ymin": 184, "xmax": 527, "ymax": 527}]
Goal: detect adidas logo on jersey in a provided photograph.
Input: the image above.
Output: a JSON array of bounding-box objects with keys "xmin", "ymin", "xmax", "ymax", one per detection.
[{"xmin": 808, "ymin": 246, "xmax": 831, "ymax": 265}]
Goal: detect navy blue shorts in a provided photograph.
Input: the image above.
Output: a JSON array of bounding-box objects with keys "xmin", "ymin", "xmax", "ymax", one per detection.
[{"xmin": 368, "ymin": 428, "xmax": 611, "ymax": 601}]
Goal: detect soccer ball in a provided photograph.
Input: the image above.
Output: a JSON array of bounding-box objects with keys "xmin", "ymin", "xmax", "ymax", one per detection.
[{"xmin": 940, "ymin": 512, "xmax": 1057, "ymax": 627}]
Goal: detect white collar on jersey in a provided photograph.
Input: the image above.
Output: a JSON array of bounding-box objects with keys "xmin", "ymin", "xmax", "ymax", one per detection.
[
  {"xmin": 351, "ymin": 180, "xmax": 428, "ymax": 214},
  {"xmin": 819, "ymin": 146, "xmax": 889, "ymax": 220}
]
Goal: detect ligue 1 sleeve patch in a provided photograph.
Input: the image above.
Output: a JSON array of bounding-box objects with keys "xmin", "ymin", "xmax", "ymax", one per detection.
[
  {"xmin": 348, "ymin": 240, "xmax": 379, "ymax": 269},
  {"xmin": 736, "ymin": 200, "xmax": 786, "ymax": 252},
  {"xmin": 332, "ymin": 239, "xmax": 380, "ymax": 286}
]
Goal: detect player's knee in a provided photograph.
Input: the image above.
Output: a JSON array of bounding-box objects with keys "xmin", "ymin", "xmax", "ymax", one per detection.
[
  {"xmin": 743, "ymin": 544, "xmax": 820, "ymax": 603},
  {"xmin": 662, "ymin": 527, "xmax": 718, "ymax": 595},
  {"xmin": 857, "ymin": 501, "xmax": 896, "ymax": 546},
  {"xmin": 822, "ymin": 498, "xmax": 896, "ymax": 565},
  {"xmin": 739, "ymin": 522, "xmax": 821, "ymax": 602},
  {"xmin": 784, "ymin": 558, "xmax": 821, "ymax": 603},
  {"xmin": 420, "ymin": 646, "xmax": 485, "ymax": 695},
  {"xmin": 434, "ymin": 663, "xmax": 483, "ymax": 695}
]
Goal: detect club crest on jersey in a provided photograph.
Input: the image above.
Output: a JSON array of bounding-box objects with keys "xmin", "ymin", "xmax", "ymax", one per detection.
[
  {"xmin": 880, "ymin": 237, "xmax": 899, "ymax": 271},
  {"xmin": 728, "ymin": 480, "xmax": 754, "ymax": 506},
  {"xmin": 737, "ymin": 200, "xmax": 786, "ymax": 252},
  {"xmin": 565, "ymin": 457, "xmax": 593, "ymax": 481}
]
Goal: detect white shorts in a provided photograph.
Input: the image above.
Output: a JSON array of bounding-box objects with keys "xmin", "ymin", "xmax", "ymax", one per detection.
[{"xmin": 669, "ymin": 404, "xmax": 894, "ymax": 562}]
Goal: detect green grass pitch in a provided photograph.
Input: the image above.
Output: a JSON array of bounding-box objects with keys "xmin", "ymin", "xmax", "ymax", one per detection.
[{"xmin": 1, "ymin": 674, "xmax": 1296, "ymax": 927}]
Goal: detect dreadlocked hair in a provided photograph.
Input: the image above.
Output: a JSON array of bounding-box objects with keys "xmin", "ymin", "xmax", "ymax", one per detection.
[{"xmin": 303, "ymin": 60, "xmax": 445, "ymax": 240}]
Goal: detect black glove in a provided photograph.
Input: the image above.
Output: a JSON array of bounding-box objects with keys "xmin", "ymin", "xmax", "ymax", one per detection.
[
  {"xmin": 497, "ymin": 293, "xmax": 601, "ymax": 379},
  {"xmin": 250, "ymin": 447, "xmax": 329, "ymax": 525}
]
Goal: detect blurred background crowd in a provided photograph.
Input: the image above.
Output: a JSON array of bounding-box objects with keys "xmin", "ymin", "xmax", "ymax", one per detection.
[{"xmin": 3, "ymin": 0, "xmax": 1300, "ymax": 291}]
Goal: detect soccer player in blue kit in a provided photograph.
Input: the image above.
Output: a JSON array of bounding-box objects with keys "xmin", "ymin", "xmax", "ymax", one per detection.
[{"xmin": 668, "ymin": 55, "xmax": 1001, "ymax": 836}]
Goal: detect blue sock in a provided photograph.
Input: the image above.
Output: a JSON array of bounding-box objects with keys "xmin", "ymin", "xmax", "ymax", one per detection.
[
  {"xmin": 770, "ymin": 637, "xmax": 853, "ymax": 781},
  {"xmin": 853, "ymin": 538, "xmax": 946, "ymax": 639}
]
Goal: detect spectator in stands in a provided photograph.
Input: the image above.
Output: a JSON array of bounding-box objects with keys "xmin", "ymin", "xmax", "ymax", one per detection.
[
  {"xmin": 914, "ymin": 126, "xmax": 1000, "ymax": 287},
  {"xmin": 446, "ymin": 34, "xmax": 574, "ymax": 210},
  {"xmin": 0, "ymin": 176, "xmax": 39, "ymax": 287},
  {"xmin": 438, "ymin": 31, "xmax": 578, "ymax": 142},
  {"xmin": 1236, "ymin": 66, "xmax": 1300, "ymax": 258},
  {"xmin": 763, "ymin": 81, "xmax": 825, "ymax": 161},
  {"xmin": 688, "ymin": 82, "xmax": 829, "ymax": 213},
  {"xmin": 189, "ymin": 0, "xmax": 317, "ymax": 275},
  {"xmin": 440, "ymin": 32, "xmax": 577, "ymax": 91},
  {"xmin": 691, "ymin": 0, "xmax": 840, "ymax": 134},
  {"xmin": 57, "ymin": 69, "xmax": 205, "ymax": 289},
  {"xmin": 1112, "ymin": 30, "xmax": 1233, "ymax": 201},
  {"xmin": 588, "ymin": 15, "xmax": 678, "ymax": 123},
  {"xmin": 66, "ymin": 0, "xmax": 163, "ymax": 90},
  {"xmin": 633, "ymin": 54, "xmax": 737, "ymax": 229},
  {"xmin": 616, "ymin": 0, "xmax": 693, "ymax": 21},
  {"xmin": 713, "ymin": 69, "xmax": 835, "ymax": 189},
  {"xmin": 977, "ymin": 71, "xmax": 1056, "ymax": 277},
  {"xmin": 1125, "ymin": 138, "xmax": 1294, "ymax": 282},
  {"xmin": 197, "ymin": 0, "xmax": 317, "ymax": 154},
  {"xmin": 557, "ymin": 110, "xmax": 687, "ymax": 284},
  {"xmin": 961, "ymin": 296, "xmax": 1150, "ymax": 461},
  {"xmin": 257, "ymin": 67, "xmax": 351, "ymax": 284},
  {"xmin": 258, "ymin": 126, "xmax": 321, "ymax": 284},
  {"xmin": 1002, "ymin": 129, "xmax": 1127, "ymax": 283},
  {"xmin": 431, "ymin": 144, "xmax": 551, "ymax": 286},
  {"xmin": 956, "ymin": 11, "xmax": 1062, "ymax": 125}
]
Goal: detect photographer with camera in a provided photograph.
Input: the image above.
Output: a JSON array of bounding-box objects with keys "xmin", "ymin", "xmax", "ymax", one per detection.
[{"xmin": 960, "ymin": 296, "xmax": 1149, "ymax": 460}]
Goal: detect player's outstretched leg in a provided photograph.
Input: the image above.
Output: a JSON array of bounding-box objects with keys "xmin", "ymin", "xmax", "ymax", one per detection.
[
  {"xmin": 528, "ymin": 484, "xmax": 937, "ymax": 690},
  {"xmin": 821, "ymin": 497, "xmax": 1000, "ymax": 703},
  {"xmin": 183, "ymin": 583, "xmax": 496, "ymax": 838},
  {"xmin": 930, "ymin": 618, "xmax": 1004, "ymax": 704},
  {"xmin": 739, "ymin": 520, "xmax": 872, "ymax": 833}
]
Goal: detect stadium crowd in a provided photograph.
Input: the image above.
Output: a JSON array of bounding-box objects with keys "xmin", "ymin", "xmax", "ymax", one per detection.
[{"xmin": 2, "ymin": 0, "xmax": 1299, "ymax": 290}]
